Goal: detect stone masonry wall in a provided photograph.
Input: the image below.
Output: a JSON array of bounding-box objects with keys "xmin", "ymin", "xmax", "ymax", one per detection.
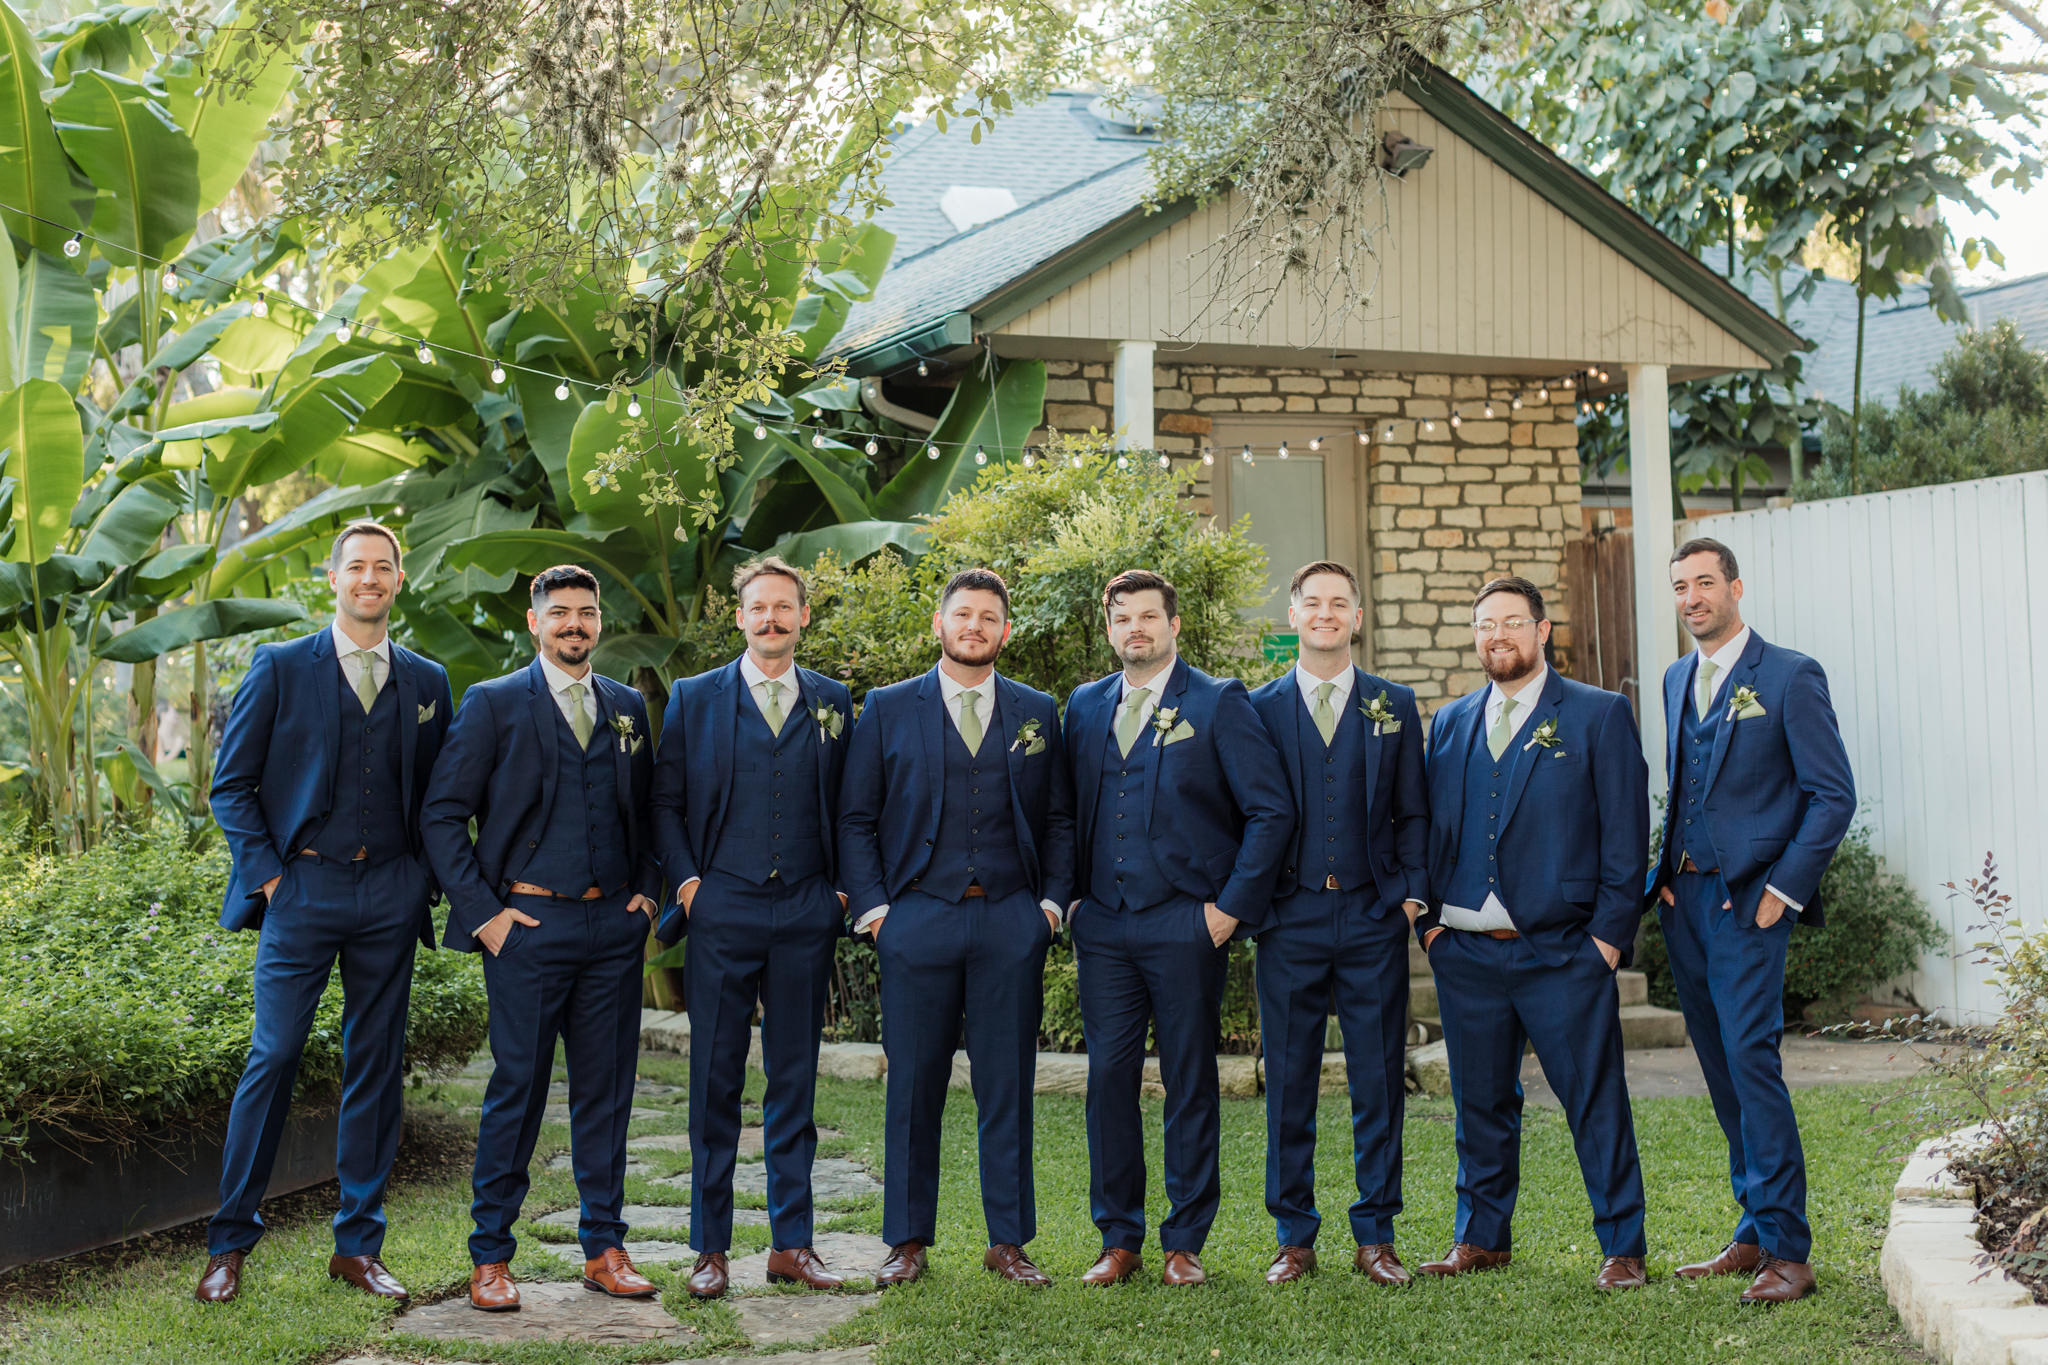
[{"xmin": 1029, "ymin": 360, "xmax": 1583, "ymax": 707}]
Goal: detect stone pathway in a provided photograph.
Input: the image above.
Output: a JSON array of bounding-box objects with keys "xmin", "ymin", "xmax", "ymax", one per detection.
[
  {"xmin": 656, "ymin": 1157, "xmax": 879, "ymax": 1203},
  {"xmin": 390, "ymin": 1281, "xmax": 696, "ymax": 1346},
  {"xmin": 341, "ymin": 1352, "xmax": 873, "ymax": 1365},
  {"xmin": 626, "ymin": 1124, "xmax": 842, "ymax": 1159},
  {"xmin": 735, "ymin": 1293, "xmax": 880, "ymax": 1346},
  {"xmin": 727, "ymin": 1232, "xmax": 894, "ymax": 1288},
  {"xmin": 534, "ymin": 1203, "xmax": 771, "ymax": 1233}
]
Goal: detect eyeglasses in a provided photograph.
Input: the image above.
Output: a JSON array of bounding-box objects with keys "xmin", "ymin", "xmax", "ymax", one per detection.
[{"xmin": 1471, "ymin": 617, "xmax": 1538, "ymax": 637}]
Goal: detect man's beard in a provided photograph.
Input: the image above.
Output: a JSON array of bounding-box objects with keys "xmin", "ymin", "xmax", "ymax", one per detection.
[
  {"xmin": 1682, "ymin": 602, "xmax": 1734, "ymax": 641},
  {"xmin": 941, "ymin": 630, "xmax": 1003, "ymax": 668},
  {"xmin": 543, "ymin": 629, "xmax": 593, "ymax": 665},
  {"xmin": 1480, "ymin": 643, "xmax": 1539, "ymax": 684},
  {"xmin": 1117, "ymin": 636, "xmax": 1169, "ymax": 669}
]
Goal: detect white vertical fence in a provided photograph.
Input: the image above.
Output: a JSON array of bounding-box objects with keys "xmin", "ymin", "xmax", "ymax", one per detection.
[{"xmin": 1681, "ymin": 470, "xmax": 2048, "ymax": 1023}]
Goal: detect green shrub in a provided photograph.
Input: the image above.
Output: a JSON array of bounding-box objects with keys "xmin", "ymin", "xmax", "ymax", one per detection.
[{"xmin": 0, "ymin": 821, "xmax": 489, "ymax": 1160}]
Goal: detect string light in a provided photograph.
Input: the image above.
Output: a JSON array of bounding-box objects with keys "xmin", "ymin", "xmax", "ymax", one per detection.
[
  {"xmin": 336, "ymin": 324, "xmax": 354, "ymax": 344},
  {"xmin": 1537, "ymin": 386, "xmax": 1549, "ymax": 401},
  {"xmin": 489, "ymin": 362, "xmax": 505, "ymax": 383},
  {"xmin": 916, "ymin": 359, "xmax": 929, "ymax": 377},
  {"xmin": 1385, "ymin": 424, "xmax": 1395, "ymax": 438},
  {"xmin": 252, "ymin": 292, "xmax": 269, "ymax": 318},
  {"xmin": 1157, "ymin": 452, "xmax": 1170, "ymax": 468},
  {"xmin": 926, "ymin": 444, "xmax": 939, "ymax": 460},
  {"xmin": 974, "ymin": 445, "xmax": 987, "ymax": 465},
  {"xmin": 62, "ymin": 233, "xmax": 81, "ymax": 257},
  {"xmin": 1070, "ymin": 453, "xmax": 1084, "ymax": 468},
  {"xmin": 161, "ymin": 268, "xmax": 177, "ymax": 292},
  {"xmin": 753, "ymin": 423, "xmax": 767, "ymax": 439},
  {"xmin": 1201, "ymin": 446, "xmax": 1215, "ymax": 466},
  {"xmin": 1308, "ymin": 437, "xmax": 1321, "ymax": 451},
  {"xmin": 1116, "ymin": 454, "xmax": 1129, "ymax": 469},
  {"xmin": 812, "ymin": 428, "xmax": 827, "ymax": 448},
  {"xmin": 1483, "ymin": 403, "xmax": 1495, "ymax": 418},
  {"xmin": 627, "ymin": 396, "xmax": 642, "ymax": 418},
  {"xmin": 864, "ymin": 438, "xmax": 879, "ymax": 456},
  {"xmin": 1022, "ymin": 449, "xmax": 1036, "ymax": 467},
  {"xmin": 1357, "ymin": 429, "xmax": 1369, "ymax": 445},
  {"xmin": 1423, "ymin": 419, "xmax": 1435, "ymax": 432},
  {"xmin": 1511, "ymin": 396, "xmax": 1522, "ymax": 410},
  {"xmin": 555, "ymin": 381, "xmax": 571, "ymax": 401},
  {"xmin": 1449, "ymin": 412, "xmax": 1461, "ymax": 429},
  {"xmin": 1240, "ymin": 443, "xmax": 1254, "ymax": 464},
  {"xmin": 1276, "ymin": 441, "xmax": 1290, "ymax": 459},
  {"xmin": 416, "ymin": 342, "xmax": 434, "ymax": 364}
]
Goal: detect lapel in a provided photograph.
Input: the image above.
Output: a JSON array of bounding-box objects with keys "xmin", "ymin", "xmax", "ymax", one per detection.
[
  {"xmin": 993, "ymin": 675, "xmax": 1034, "ymax": 853},
  {"xmin": 1702, "ymin": 629, "xmax": 1767, "ymax": 798},
  {"xmin": 1072, "ymin": 676, "xmax": 1116, "ymax": 843},
  {"xmin": 1497, "ymin": 668, "xmax": 1564, "ymax": 837},
  {"xmin": 392, "ymin": 646, "xmax": 419, "ymax": 811},
  {"xmin": 1353, "ymin": 666, "xmax": 1383, "ymax": 825},
  {"xmin": 917, "ymin": 666, "xmax": 946, "ymax": 833},
  {"xmin": 595, "ymin": 676, "xmax": 637, "ymax": 834},
  {"xmin": 310, "ymin": 627, "xmax": 340, "ymax": 782},
  {"xmin": 798, "ymin": 667, "xmax": 834, "ymax": 821},
  {"xmin": 524, "ymin": 658, "xmax": 560, "ymax": 820},
  {"xmin": 1444, "ymin": 689, "xmax": 1487, "ymax": 851},
  {"xmin": 1666, "ymin": 655, "xmax": 1692, "ymax": 780},
  {"xmin": 1274, "ymin": 682, "xmax": 1306, "ymax": 818},
  {"xmin": 709, "ymin": 657, "xmax": 742, "ymax": 832},
  {"xmin": 1143, "ymin": 657, "xmax": 1192, "ymax": 832}
]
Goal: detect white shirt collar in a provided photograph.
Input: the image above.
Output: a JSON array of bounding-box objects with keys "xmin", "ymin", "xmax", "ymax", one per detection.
[
  {"xmin": 1120, "ymin": 658, "xmax": 1175, "ymax": 700},
  {"xmin": 1294, "ymin": 662, "xmax": 1354, "ymax": 706},
  {"xmin": 1698, "ymin": 625, "xmax": 1752, "ymax": 675},
  {"xmin": 937, "ymin": 664, "xmax": 995, "ymax": 705},
  {"xmin": 538, "ymin": 653, "xmax": 596, "ymax": 698},
  {"xmin": 1486, "ymin": 662, "xmax": 1548, "ymax": 719},
  {"xmin": 738, "ymin": 651, "xmax": 798, "ymax": 695},
  {"xmin": 330, "ymin": 620, "xmax": 390, "ymax": 664}
]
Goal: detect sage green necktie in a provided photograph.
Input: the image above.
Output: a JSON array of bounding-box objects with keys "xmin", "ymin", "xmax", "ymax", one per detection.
[
  {"xmin": 351, "ymin": 650, "xmax": 378, "ymax": 713},
  {"xmin": 566, "ymin": 682, "xmax": 593, "ymax": 748},
  {"xmin": 760, "ymin": 678, "xmax": 786, "ymax": 736},
  {"xmin": 1115, "ymin": 686, "xmax": 1151, "ymax": 757},
  {"xmin": 958, "ymin": 689, "xmax": 984, "ymax": 755},
  {"xmin": 1486, "ymin": 695, "xmax": 1518, "ymax": 760},
  {"xmin": 1695, "ymin": 658, "xmax": 1720, "ymax": 721},
  {"xmin": 1311, "ymin": 680, "xmax": 1338, "ymax": 746}
]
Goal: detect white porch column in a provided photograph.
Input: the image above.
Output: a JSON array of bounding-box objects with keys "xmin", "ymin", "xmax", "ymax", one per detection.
[
  {"xmin": 1626, "ymin": 362, "xmax": 1677, "ymax": 795},
  {"xmin": 1112, "ymin": 340, "xmax": 1156, "ymax": 451}
]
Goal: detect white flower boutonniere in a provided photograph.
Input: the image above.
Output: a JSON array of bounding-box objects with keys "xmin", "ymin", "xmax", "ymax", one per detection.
[
  {"xmin": 812, "ymin": 702, "xmax": 846, "ymax": 742},
  {"xmin": 1360, "ymin": 690, "xmax": 1400, "ymax": 736},
  {"xmin": 1727, "ymin": 684, "xmax": 1767, "ymax": 721},
  {"xmin": 417, "ymin": 701, "xmax": 436, "ymax": 724},
  {"xmin": 610, "ymin": 714, "xmax": 644, "ymax": 755},
  {"xmin": 1152, "ymin": 705, "xmax": 1195, "ymax": 747},
  {"xmin": 1523, "ymin": 717, "xmax": 1562, "ymax": 752},
  {"xmin": 1010, "ymin": 718, "xmax": 1047, "ymax": 755}
]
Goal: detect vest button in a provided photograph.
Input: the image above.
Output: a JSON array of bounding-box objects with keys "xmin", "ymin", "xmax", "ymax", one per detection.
[
  {"xmin": 529, "ymin": 840, "xmax": 538, "ymax": 848},
  {"xmin": 924, "ymin": 839, "xmax": 933, "ymax": 847}
]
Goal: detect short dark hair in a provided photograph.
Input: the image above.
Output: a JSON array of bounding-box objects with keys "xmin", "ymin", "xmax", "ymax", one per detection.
[
  {"xmin": 1473, "ymin": 575, "xmax": 1546, "ymax": 621},
  {"xmin": 940, "ymin": 567, "xmax": 1010, "ymax": 619},
  {"xmin": 1671, "ymin": 537, "xmax": 1739, "ymax": 582},
  {"xmin": 330, "ymin": 520, "xmax": 402, "ymax": 570},
  {"xmin": 1102, "ymin": 569, "xmax": 1178, "ymax": 621},
  {"xmin": 530, "ymin": 564, "xmax": 600, "ymax": 604},
  {"xmin": 733, "ymin": 555, "xmax": 808, "ymax": 607},
  {"xmin": 1288, "ymin": 560, "xmax": 1360, "ymax": 601}
]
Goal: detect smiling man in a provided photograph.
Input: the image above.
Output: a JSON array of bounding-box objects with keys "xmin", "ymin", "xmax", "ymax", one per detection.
[
  {"xmin": 200, "ymin": 522, "xmax": 452, "ymax": 1305},
  {"xmin": 421, "ymin": 565, "xmax": 663, "ymax": 1312}
]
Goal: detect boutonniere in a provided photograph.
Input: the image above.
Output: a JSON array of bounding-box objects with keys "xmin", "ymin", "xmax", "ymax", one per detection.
[
  {"xmin": 1152, "ymin": 705, "xmax": 1195, "ymax": 747},
  {"xmin": 1727, "ymin": 684, "xmax": 1767, "ymax": 721},
  {"xmin": 812, "ymin": 702, "xmax": 846, "ymax": 742},
  {"xmin": 1359, "ymin": 690, "xmax": 1400, "ymax": 736},
  {"xmin": 416, "ymin": 701, "xmax": 435, "ymax": 724},
  {"xmin": 1010, "ymin": 718, "xmax": 1047, "ymax": 755},
  {"xmin": 609, "ymin": 714, "xmax": 644, "ymax": 754},
  {"xmin": 1522, "ymin": 717, "xmax": 1562, "ymax": 751}
]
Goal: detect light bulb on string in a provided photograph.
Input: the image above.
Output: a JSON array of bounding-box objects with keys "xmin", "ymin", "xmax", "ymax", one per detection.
[
  {"xmin": 627, "ymin": 396, "xmax": 642, "ymax": 418},
  {"xmin": 252, "ymin": 293, "xmax": 269, "ymax": 318},
  {"xmin": 1116, "ymin": 454, "xmax": 1129, "ymax": 469},
  {"xmin": 865, "ymin": 438, "xmax": 879, "ymax": 456},
  {"xmin": 1240, "ymin": 443, "xmax": 1254, "ymax": 464},
  {"xmin": 974, "ymin": 445, "xmax": 988, "ymax": 465},
  {"xmin": 1022, "ymin": 449, "xmax": 1036, "ymax": 467},
  {"xmin": 1511, "ymin": 396, "xmax": 1522, "ymax": 410},
  {"xmin": 754, "ymin": 423, "xmax": 768, "ymax": 439},
  {"xmin": 1594, "ymin": 399, "xmax": 1606, "ymax": 413},
  {"xmin": 1201, "ymin": 446, "xmax": 1215, "ymax": 466},
  {"xmin": 917, "ymin": 359, "xmax": 929, "ymax": 377},
  {"xmin": 812, "ymin": 429, "xmax": 827, "ymax": 448},
  {"xmin": 926, "ymin": 444, "xmax": 939, "ymax": 460},
  {"xmin": 336, "ymin": 324, "xmax": 354, "ymax": 344},
  {"xmin": 555, "ymin": 381, "xmax": 571, "ymax": 401},
  {"xmin": 1537, "ymin": 386, "xmax": 1549, "ymax": 402},
  {"xmin": 1070, "ymin": 453, "xmax": 1084, "ymax": 469},
  {"xmin": 416, "ymin": 342, "xmax": 434, "ymax": 364},
  {"xmin": 1385, "ymin": 424, "xmax": 1395, "ymax": 438},
  {"xmin": 1484, "ymin": 403, "xmax": 1495, "ymax": 418},
  {"xmin": 1309, "ymin": 437, "xmax": 1322, "ymax": 451},
  {"xmin": 1450, "ymin": 412, "xmax": 1462, "ymax": 429},
  {"xmin": 1423, "ymin": 419, "xmax": 1435, "ymax": 433},
  {"xmin": 161, "ymin": 269, "xmax": 177, "ymax": 293},
  {"xmin": 489, "ymin": 362, "xmax": 505, "ymax": 383},
  {"xmin": 62, "ymin": 233, "xmax": 81, "ymax": 258},
  {"xmin": 1157, "ymin": 453, "xmax": 1170, "ymax": 468},
  {"xmin": 1277, "ymin": 441, "xmax": 1290, "ymax": 459},
  {"xmin": 1358, "ymin": 429, "xmax": 1370, "ymax": 445}
]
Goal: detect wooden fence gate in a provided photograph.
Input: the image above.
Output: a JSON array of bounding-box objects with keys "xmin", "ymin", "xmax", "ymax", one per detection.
[{"xmin": 1565, "ymin": 528, "xmax": 1638, "ymax": 711}]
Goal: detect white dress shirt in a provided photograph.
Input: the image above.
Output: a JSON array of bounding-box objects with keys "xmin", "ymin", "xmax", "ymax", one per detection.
[
  {"xmin": 1439, "ymin": 665, "xmax": 1547, "ymax": 933},
  {"xmin": 1687, "ymin": 626, "xmax": 1802, "ymax": 912},
  {"xmin": 739, "ymin": 651, "xmax": 801, "ymax": 732},
  {"xmin": 537, "ymin": 653, "xmax": 598, "ymax": 731},
  {"xmin": 1117, "ymin": 659, "xmax": 1176, "ymax": 730},
  {"xmin": 1293, "ymin": 660, "xmax": 1354, "ymax": 713},
  {"xmin": 331, "ymin": 620, "xmax": 391, "ymax": 696}
]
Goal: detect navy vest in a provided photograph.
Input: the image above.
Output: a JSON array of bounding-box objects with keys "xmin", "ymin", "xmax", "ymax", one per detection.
[
  {"xmin": 1443, "ymin": 719, "xmax": 1513, "ymax": 914},
  {"xmin": 1089, "ymin": 718, "xmax": 1176, "ymax": 911},
  {"xmin": 708, "ymin": 684, "xmax": 826, "ymax": 886},
  {"xmin": 1288, "ymin": 687, "xmax": 1378, "ymax": 893},
  {"xmin": 924, "ymin": 699, "xmax": 1028, "ymax": 901},
  {"xmin": 308, "ymin": 664, "xmax": 408, "ymax": 862},
  {"xmin": 1673, "ymin": 672, "xmax": 1724, "ymax": 869},
  {"xmin": 518, "ymin": 691, "xmax": 631, "ymax": 895}
]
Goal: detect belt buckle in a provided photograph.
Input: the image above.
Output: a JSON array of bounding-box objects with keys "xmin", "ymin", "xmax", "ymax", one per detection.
[{"xmin": 1323, "ymin": 874, "xmax": 1341, "ymax": 892}]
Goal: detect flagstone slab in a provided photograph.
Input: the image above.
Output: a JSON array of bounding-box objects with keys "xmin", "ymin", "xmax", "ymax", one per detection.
[
  {"xmin": 524, "ymin": 1238, "xmax": 696, "ymax": 1265},
  {"xmin": 339, "ymin": 1347, "xmax": 874, "ymax": 1365},
  {"xmin": 546, "ymin": 1152, "xmax": 652, "ymax": 1175},
  {"xmin": 390, "ymin": 1280, "xmax": 694, "ymax": 1346},
  {"xmin": 654, "ymin": 1157, "xmax": 878, "ymax": 1204},
  {"xmin": 734, "ymin": 1291, "xmax": 879, "ymax": 1346},
  {"xmin": 627, "ymin": 1125, "xmax": 842, "ymax": 1160},
  {"xmin": 726, "ymin": 1232, "xmax": 893, "ymax": 1288},
  {"xmin": 534, "ymin": 1203, "xmax": 770, "ymax": 1233}
]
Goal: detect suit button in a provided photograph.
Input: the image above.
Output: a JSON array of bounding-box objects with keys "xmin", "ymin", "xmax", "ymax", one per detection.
[
  {"xmin": 1327, "ymin": 835, "xmax": 1336, "ymax": 842},
  {"xmin": 1326, "ymin": 755, "xmax": 1334, "ymax": 765},
  {"xmin": 1118, "ymin": 833, "xmax": 1125, "ymax": 840},
  {"xmin": 1120, "ymin": 770, "xmax": 1129, "ymax": 777},
  {"xmin": 529, "ymin": 841, "xmax": 538, "ymax": 848},
  {"xmin": 924, "ymin": 839, "xmax": 933, "ymax": 847},
  {"xmin": 972, "ymin": 787, "xmax": 980, "ymax": 794},
  {"xmin": 773, "ymin": 833, "xmax": 781, "ymax": 840},
  {"xmin": 1116, "ymin": 857, "xmax": 1124, "ymax": 864}
]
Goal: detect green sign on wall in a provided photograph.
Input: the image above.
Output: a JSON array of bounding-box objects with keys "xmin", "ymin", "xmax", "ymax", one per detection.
[{"xmin": 1261, "ymin": 631, "xmax": 1299, "ymax": 663}]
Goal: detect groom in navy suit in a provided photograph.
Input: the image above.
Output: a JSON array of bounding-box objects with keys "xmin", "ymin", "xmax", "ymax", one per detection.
[
  {"xmin": 422, "ymin": 565, "xmax": 663, "ymax": 1312},
  {"xmin": 1248, "ymin": 561, "xmax": 1429, "ymax": 1287},
  {"xmin": 1064, "ymin": 569, "xmax": 1292, "ymax": 1288},
  {"xmin": 838, "ymin": 568, "xmax": 1076, "ymax": 1290},
  {"xmin": 200, "ymin": 521, "xmax": 452, "ymax": 1305},
  {"xmin": 1415, "ymin": 575, "xmax": 1650, "ymax": 1291},
  {"xmin": 1651, "ymin": 538, "xmax": 1854, "ymax": 1304},
  {"xmin": 649, "ymin": 555, "xmax": 853, "ymax": 1300}
]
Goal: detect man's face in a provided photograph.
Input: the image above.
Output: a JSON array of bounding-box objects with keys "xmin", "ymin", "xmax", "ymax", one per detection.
[
  {"xmin": 934, "ymin": 588, "xmax": 1010, "ymax": 667},
  {"xmin": 1106, "ymin": 589, "xmax": 1179, "ymax": 670},
  {"xmin": 1670, "ymin": 551, "xmax": 1743, "ymax": 643},
  {"xmin": 1289, "ymin": 572, "xmax": 1362, "ymax": 654},
  {"xmin": 327, "ymin": 533, "xmax": 403, "ymax": 627},
  {"xmin": 735, "ymin": 574, "xmax": 809, "ymax": 659},
  {"xmin": 529, "ymin": 587, "xmax": 602, "ymax": 667},
  {"xmin": 1471, "ymin": 590, "xmax": 1550, "ymax": 684}
]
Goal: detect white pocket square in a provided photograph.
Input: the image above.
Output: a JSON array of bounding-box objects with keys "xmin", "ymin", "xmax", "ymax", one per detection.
[
  {"xmin": 417, "ymin": 701, "xmax": 436, "ymax": 723},
  {"xmin": 1160, "ymin": 720, "xmax": 1196, "ymax": 747}
]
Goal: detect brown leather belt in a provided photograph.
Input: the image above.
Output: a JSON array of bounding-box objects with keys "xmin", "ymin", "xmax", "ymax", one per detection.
[
  {"xmin": 1453, "ymin": 926, "xmax": 1519, "ymax": 940},
  {"xmin": 910, "ymin": 881, "xmax": 986, "ymax": 898},
  {"xmin": 1678, "ymin": 853, "xmax": 1717, "ymax": 875},
  {"xmin": 508, "ymin": 880, "xmax": 604, "ymax": 900},
  {"xmin": 1323, "ymin": 874, "xmax": 1343, "ymax": 891},
  {"xmin": 300, "ymin": 848, "xmax": 368, "ymax": 861}
]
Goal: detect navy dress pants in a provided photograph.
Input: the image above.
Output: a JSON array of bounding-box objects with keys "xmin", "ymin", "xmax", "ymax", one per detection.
[
  {"xmin": 1071, "ymin": 895, "xmax": 1229, "ymax": 1255},
  {"xmin": 1254, "ymin": 887, "xmax": 1409, "ymax": 1248},
  {"xmin": 876, "ymin": 888, "xmax": 1052, "ymax": 1248},
  {"xmin": 1429, "ymin": 929, "xmax": 1647, "ymax": 1258},
  {"xmin": 684, "ymin": 870, "xmax": 840, "ymax": 1253},
  {"xmin": 470, "ymin": 889, "xmax": 647, "ymax": 1265},
  {"xmin": 209, "ymin": 854, "xmax": 427, "ymax": 1257},
  {"xmin": 1660, "ymin": 868, "xmax": 1810, "ymax": 1261}
]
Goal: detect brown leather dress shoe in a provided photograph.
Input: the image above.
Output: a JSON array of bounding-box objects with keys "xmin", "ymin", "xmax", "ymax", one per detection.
[
  {"xmin": 469, "ymin": 1262, "xmax": 520, "ymax": 1312},
  {"xmin": 1080, "ymin": 1247, "xmax": 1143, "ymax": 1285},
  {"xmin": 687, "ymin": 1252, "xmax": 728, "ymax": 1299},
  {"xmin": 875, "ymin": 1241, "xmax": 927, "ymax": 1288},
  {"xmin": 328, "ymin": 1253, "xmax": 408, "ymax": 1300},
  {"xmin": 1418, "ymin": 1242, "xmax": 1513, "ymax": 1277},
  {"xmin": 1265, "ymin": 1246, "xmax": 1317, "ymax": 1284},
  {"xmin": 984, "ymin": 1243, "xmax": 1052, "ymax": 1287},
  {"xmin": 1675, "ymin": 1241, "xmax": 1762, "ymax": 1279},
  {"xmin": 1354, "ymin": 1244, "xmax": 1412, "ymax": 1285},
  {"xmin": 195, "ymin": 1250, "xmax": 244, "ymax": 1303},
  {"xmin": 1596, "ymin": 1255, "xmax": 1648, "ymax": 1290},
  {"xmin": 766, "ymin": 1245, "xmax": 846, "ymax": 1289},
  {"xmin": 1740, "ymin": 1256, "xmax": 1817, "ymax": 1304},
  {"xmin": 1161, "ymin": 1250, "xmax": 1207, "ymax": 1286},
  {"xmin": 583, "ymin": 1246, "xmax": 658, "ymax": 1298}
]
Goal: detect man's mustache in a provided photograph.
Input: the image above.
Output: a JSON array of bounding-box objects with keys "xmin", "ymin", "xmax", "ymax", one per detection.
[{"xmin": 752, "ymin": 624, "xmax": 791, "ymax": 636}]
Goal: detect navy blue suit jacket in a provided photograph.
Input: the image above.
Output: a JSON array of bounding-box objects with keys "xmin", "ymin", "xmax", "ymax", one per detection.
[
  {"xmin": 1064, "ymin": 656, "xmax": 1294, "ymax": 932},
  {"xmin": 648, "ymin": 655, "xmax": 853, "ymax": 941},
  {"xmin": 210, "ymin": 628, "xmax": 453, "ymax": 946},
  {"xmin": 1249, "ymin": 666, "xmax": 1430, "ymax": 912},
  {"xmin": 420, "ymin": 659, "xmax": 661, "ymax": 952},
  {"xmin": 836, "ymin": 665, "xmax": 1077, "ymax": 920},
  {"xmin": 1647, "ymin": 630, "xmax": 1856, "ymax": 927},
  {"xmin": 1418, "ymin": 669, "xmax": 1648, "ymax": 967}
]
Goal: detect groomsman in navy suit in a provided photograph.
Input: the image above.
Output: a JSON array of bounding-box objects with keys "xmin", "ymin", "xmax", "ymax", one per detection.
[
  {"xmin": 199, "ymin": 522, "xmax": 452, "ymax": 1305},
  {"xmin": 649, "ymin": 555, "xmax": 853, "ymax": 1300},
  {"xmin": 1248, "ymin": 561, "xmax": 1429, "ymax": 1287},
  {"xmin": 422, "ymin": 565, "xmax": 664, "ymax": 1312},
  {"xmin": 839, "ymin": 568, "xmax": 1076, "ymax": 1290},
  {"xmin": 1064, "ymin": 569, "xmax": 1293, "ymax": 1287},
  {"xmin": 1651, "ymin": 538, "xmax": 1854, "ymax": 1304},
  {"xmin": 1414, "ymin": 575, "xmax": 1650, "ymax": 1291}
]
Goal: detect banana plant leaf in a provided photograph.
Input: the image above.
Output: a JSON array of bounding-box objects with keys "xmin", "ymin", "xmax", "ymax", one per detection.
[
  {"xmin": 7, "ymin": 249, "xmax": 96, "ymax": 392},
  {"xmin": 771, "ymin": 518, "xmax": 929, "ymax": 567},
  {"xmin": 868, "ymin": 359, "xmax": 1045, "ymax": 522},
  {"xmin": 0, "ymin": 377, "xmax": 84, "ymax": 563},
  {"xmin": 50, "ymin": 67, "xmax": 200, "ymax": 267},
  {"xmin": 0, "ymin": 0, "xmax": 90, "ymax": 259},
  {"xmin": 98, "ymin": 595, "xmax": 306, "ymax": 663}
]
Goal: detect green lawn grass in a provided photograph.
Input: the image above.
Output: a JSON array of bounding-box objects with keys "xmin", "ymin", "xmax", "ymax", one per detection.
[{"xmin": 0, "ymin": 1052, "xmax": 1927, "ymax": 1365}]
